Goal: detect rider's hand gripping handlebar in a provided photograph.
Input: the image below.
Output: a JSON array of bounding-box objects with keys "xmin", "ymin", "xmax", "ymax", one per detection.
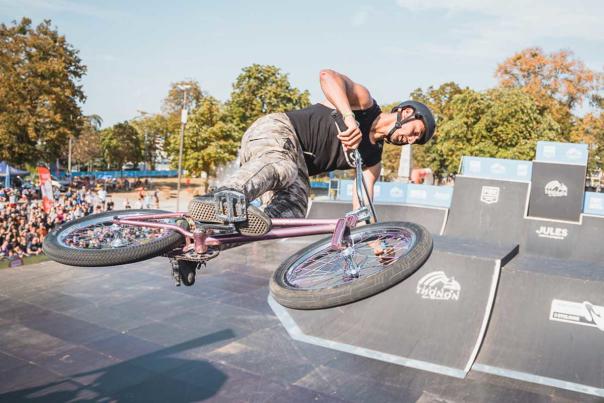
[{"xmin": 331, "ymin": 111, "xmax": 378, "ymax": 224}]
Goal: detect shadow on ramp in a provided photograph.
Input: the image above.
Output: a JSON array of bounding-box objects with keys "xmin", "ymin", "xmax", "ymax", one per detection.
[{"xmin": 0, "ymin": 329, "xmax": 235, "ymax": 402}]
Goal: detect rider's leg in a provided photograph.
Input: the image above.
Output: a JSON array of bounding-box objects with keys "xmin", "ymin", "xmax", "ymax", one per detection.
[
  {"xmin": 262, "ymin": 162, "xmax": 311, "ymax": 219},
  {"xmin": 188, "ymin": 113, "xmax": 302, "ymax": 235},
  {"xmin": 223, "ymin": 113, "xmax": 301, "ymax": 200}
]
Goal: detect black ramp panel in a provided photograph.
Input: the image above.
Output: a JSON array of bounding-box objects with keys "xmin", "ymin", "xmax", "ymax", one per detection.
[
  {"xmin": 445, "ymin": 176, "xmax": 529, "ymax": 247},
  {"xmin": 523, "ymin": 215, "xmax": 604, "ymax": 262},
  {"xmin": 269, "ymin": 236, "xmax": 518, "ymax": 378},
  {"xmin": 527, "ymin": 161, "xmax": 586, "ymax": 222},
  {"xmin": 307, "ymin": 200, "xmax": 447, "ymax": 235},
  {"xmin": 474, "ymin": 255, "xmax": 604, "ymax": 397}
]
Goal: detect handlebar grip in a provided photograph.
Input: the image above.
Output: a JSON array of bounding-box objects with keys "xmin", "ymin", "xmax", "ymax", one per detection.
[{"xmin": 330, "ymin": 110, "xmax": 348, "ymax": 132}]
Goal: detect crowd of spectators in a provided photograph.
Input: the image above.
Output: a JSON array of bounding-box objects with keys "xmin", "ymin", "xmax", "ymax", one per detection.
[
  {"xmin": 0, "ymin": 175, "xmax": 163, "ymax": 266},
  {"xmin": 0, "ymin": 184, "xmax": 116, "ymax": 265}
]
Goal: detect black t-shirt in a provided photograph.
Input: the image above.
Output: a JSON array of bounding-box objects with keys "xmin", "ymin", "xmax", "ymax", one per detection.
[{"xmin": 285, "ymin": 101, "xmax": 383, "ymax": 176}]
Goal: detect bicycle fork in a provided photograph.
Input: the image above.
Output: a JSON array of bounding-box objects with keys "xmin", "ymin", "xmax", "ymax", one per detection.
[{"xmin": 330, "ymin": 215, "xmax": 361, "ymax": 278}]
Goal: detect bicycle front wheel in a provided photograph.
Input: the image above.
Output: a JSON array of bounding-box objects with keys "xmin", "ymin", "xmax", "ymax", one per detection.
[{"xmin": 269, "ymin": 222, "xmax": 432, "ymax": 310}]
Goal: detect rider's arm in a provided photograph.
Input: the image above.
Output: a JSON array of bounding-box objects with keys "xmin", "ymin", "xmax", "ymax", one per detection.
[
  {"xmin": 319, "ymin": 69, "xmax": 373, "ymax": 112},
  {"xmin": 352, "ymin": 162, "xmax": 381, "ymax": 210},
  {"xmin": 320, "ymin": 69, "xmax": 373, "ymax": 150}
]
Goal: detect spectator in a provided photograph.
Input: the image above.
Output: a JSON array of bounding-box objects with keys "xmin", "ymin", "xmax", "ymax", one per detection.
[{"xmin": 0, "ymin": 184, "xmax": 112, "ymax": 264}]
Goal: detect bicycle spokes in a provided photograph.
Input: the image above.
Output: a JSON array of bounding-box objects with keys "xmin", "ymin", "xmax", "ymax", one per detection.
[
  {"xmin": 285, "ymin": 228, "xmax": 416, "ymax": 290},
  {"xmin": 58, "ymin": 216, "xmax": 174, "ymax": 250}
]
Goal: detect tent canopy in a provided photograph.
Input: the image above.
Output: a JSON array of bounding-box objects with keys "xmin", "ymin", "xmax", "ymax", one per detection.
[{"xmin": 0, "ymin": 161, "xmax": 30, "ymax": 177}]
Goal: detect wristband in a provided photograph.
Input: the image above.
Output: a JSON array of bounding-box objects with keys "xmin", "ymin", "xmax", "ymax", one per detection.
[{"xmin": 342, "ymin": 112, "xmax": 355, "ymax": 119}]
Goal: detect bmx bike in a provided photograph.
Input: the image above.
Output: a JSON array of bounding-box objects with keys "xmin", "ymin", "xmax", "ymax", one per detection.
[{"xmin": 43, "ymin": 152, "xmax": 432, "ymax": 310}]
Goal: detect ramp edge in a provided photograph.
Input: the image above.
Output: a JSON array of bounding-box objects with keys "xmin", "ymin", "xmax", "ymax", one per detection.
[
  {"xmin": 472, "ymin": 363, "xmax": 604, "ymax": 398},
  {"xmin": 268, "ymin": 295, "xmax": 467, "ymax": 379},
  {"xmin": 465, "ymin": 258, "xmax": 502, "ymax": 373}
]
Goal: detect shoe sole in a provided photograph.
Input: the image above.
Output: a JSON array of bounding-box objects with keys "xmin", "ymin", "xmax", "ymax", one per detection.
[{"xmin": 188, "ymin": 197, "xmax": 272, "ymax": 236}]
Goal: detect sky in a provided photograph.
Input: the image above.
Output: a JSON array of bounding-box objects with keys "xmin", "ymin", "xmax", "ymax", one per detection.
[{"xmin": 1, "ymin": 0, "xmax": 603, "ymax": 127}]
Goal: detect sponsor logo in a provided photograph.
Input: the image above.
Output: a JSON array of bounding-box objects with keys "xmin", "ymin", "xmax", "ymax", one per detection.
[
  {"xmin": 544, "ymin": 180, "xmax": 568, "ymax": 197},
  {"xmin": 543, "ymin": 145, "xmax": 556, "ymax": 159},
  {"xmin": 480, "ymin": 186, "xmax": 500, "ymax": 204},
  {"xmin": 550, "ymin": 299, "xmax": 604, "ymax": 332},
  {"xmin": 389, "ymin": 187, "xmax": 404, "ymax": 198},
  {"xmin": 409, "ymin": 189, "xmax": 427, "ymax": 200},
  {"xmin": 517, "ymin": 164, "xmax": 529, "ymax": 177},
  {"xmin": 490, "ymin": 163, "xmax": 506, "ymax": 174},
  {"xmin": 468, "ymin": 160, "xmax": 481, "ymax": 173},
  {"xmin": 416, "ymin": 271, "xmax": 461, "ymax": 301},
  {"xmin": 535, "ymin": 226, "xmax": 568, "ymax": 240},
  {"xmin": 588, "ymin": 196, "xmax": 604, "ymax": 211},
  {"xmin": 566, "ymin": 147, "xmax": 583, "ymax": 161}
]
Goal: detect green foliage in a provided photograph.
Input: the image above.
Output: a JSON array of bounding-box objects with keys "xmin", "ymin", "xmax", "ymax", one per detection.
[
  {"xmin": 100, "ymin": 122, "xmax": 142, "ymax": 170},
  {"xmin": 131, "ymin": 114, "xmax": 173, "ymax": 170},
  {"xmin": 433, "ymin": 87, "xmax": 561, "ymax": 176},
  {"xmin": 0, "ymin": 18, "xmax": 86, "ymax": 165},
  {"xmin": 571, "ymin": 113, "xmax": 604, "ymax": 173},
  {"xmin": 167, "ymin": 96, "xmax": 239, "ymax": 177},
  {"xmin": 72, "ymin": 115, "xmax": 103, "ymax": 169},
  {"xmin": 162, "ymin": 80, "xmax": 204, "ymax": 115},
  {"xmin": 225, "ymin": 64, "xmax": 311, "ymax": 137}
]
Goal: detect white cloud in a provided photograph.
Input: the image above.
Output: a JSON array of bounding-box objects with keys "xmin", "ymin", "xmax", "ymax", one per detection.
[{"xmin": 396, "ymin": 0, "xmax": 604, "ymax": 60}]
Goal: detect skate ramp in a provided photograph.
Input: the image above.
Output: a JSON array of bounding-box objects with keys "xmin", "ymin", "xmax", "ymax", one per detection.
[{"xmin": 270, "ymin": 236, "xmax": 518, "ymax": 378}]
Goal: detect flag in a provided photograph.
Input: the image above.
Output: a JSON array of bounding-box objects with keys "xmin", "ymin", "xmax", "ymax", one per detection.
[{"xmin": 37, "ymin": 166, "xmax": 54, "ymax": 213}]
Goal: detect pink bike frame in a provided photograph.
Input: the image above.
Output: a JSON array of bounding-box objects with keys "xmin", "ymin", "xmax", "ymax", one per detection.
[{"xmin": 114, "ymin": 211, "xmax": 358, "ymax": 254}]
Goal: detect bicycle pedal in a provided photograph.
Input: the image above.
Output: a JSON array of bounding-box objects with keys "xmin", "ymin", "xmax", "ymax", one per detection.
[{"xmin": 214, "ymin": 190, "xmax": 247, "ymax": 223}]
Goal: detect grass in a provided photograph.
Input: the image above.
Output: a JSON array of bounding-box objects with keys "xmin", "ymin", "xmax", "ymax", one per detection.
[{"xmin": 0, "ymin": 254, "xmax": 48, "ymax": 269}]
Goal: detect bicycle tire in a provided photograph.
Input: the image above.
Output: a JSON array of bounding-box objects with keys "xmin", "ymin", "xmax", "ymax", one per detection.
[
  {"xmin": 43, "ymin": 209, "xmax": 186, "ymax": 267},
  {"xmin": 269, "ymin": 221, "xmax": 432, "ymax": 310}
]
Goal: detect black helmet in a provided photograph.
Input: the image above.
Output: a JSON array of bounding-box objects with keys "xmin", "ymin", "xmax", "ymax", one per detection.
[{"xmin": 388, "ymin": 100, "xmax": 436, "ymax": 145}]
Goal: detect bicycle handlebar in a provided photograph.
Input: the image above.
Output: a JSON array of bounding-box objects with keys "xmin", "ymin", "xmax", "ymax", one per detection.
[{"xmin": 330, "ymin": 111, "xmax": 378, "ymax": 223}]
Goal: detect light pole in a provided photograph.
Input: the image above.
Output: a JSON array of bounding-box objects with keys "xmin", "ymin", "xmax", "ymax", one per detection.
[
  {"xmin": 135, "ymin": 110, "xmax": 150, "ymax": 171},
  {"xmin": 68, "ymin": 136, "xmax": 73, "ymax": 174},
  {"xmin": 176, "ymin": 85, "xmax": 191, "ymax": 211}
]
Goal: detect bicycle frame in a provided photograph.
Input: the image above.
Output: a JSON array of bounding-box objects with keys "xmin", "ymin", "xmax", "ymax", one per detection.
[{"xmin": 112, "ymin": 150, "xmax": 378, "ymax": 256}]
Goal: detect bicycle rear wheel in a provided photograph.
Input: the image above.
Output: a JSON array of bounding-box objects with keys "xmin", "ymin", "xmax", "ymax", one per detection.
[
  {"xmin": 269, "ymin": 222, "xmax": 432, "ymax": 310},
  {"xmin": 43, "ymin": 209, "xmax": 186, "ymax": 267}
]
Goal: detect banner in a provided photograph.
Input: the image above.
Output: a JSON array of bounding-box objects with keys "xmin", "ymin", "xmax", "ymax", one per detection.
[
  {"xmin": 337, "ymin": 180, "xmax": 453, "ymax": 208},
  {"xmin": 535, "ymin": 141, "xmax": 588, "ymax": 165},
  {"xmin": 460, "ymin": 156, "xmax": 532, "ymax": 182},
  {"xmin": 37, "ymin": 166, "xmax": 54, "ymax": 213}
]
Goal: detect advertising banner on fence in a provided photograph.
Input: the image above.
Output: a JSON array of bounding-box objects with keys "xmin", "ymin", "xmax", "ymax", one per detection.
[
  {"xmin": 535, "ymin": 141, "xmax": 588, "ymax": 165},
  {"xmin": 337, "ymin": 180, "xmax": 453, "ymax": 208},
  {"xmin": 460, "ymin": 156, "xmax": 532, "ymax": 182},
  {"xmin": 37, "ymin": 166, "xmax": 54, "ymax": 213},
  {"xmin": 584, "ymin": 192, "xmax": 604, "ymax": 216}
]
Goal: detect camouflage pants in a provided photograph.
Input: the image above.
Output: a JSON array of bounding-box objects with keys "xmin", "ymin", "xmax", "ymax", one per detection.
[{"xmin": 221, "ymin": 113, "xmax": 310, "ymax": 218}]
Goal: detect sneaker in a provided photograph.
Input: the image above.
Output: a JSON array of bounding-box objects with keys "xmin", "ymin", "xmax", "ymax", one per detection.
[{"xmin": 188, "ymin": 188, "xmax": 272, "ymax": 236}]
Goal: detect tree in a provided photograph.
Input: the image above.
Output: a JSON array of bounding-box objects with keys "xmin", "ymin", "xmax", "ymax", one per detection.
[
  {"xmin": 225, "ymin": 64, "xmax": 311, "ymax": 136},
  {"xmin": 72, "ymin": 115, "xmax": 103, "ymax": 170},
  {"xmin": 570, "ymin": 113, "xmax": 604, "ymax": 174},
  {"xmin": 496, "ymin": 48, "xmax": 602, "ymax": 133},
  {"xmin": 131, "ymin": 114, "xmax": 172, "ymax": 170},
  {"xmin": 432, "ymin": 87, "xmax": 561, "ymax": 176},
  {"xmin": 100, "ymin": 122, "xmax": 142, "ymax": 170},
  {"xmin": 0, "ymin": 18, "xmax": 86, "ymax": 165},
  {"xmin": 167, "ymin": 96, "xmax": 239, "ymax": 178},
  {"xmin": 162, "ymin": 80, "xmax": 204, "ymax": 115}
]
